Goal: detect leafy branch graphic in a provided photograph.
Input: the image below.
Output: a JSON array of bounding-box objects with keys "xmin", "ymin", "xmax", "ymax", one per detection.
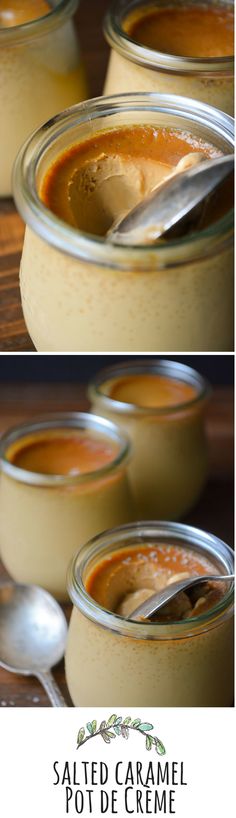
[{"xmin": 77, "ymin": 715, "xmax": 166, "ymax": 755}]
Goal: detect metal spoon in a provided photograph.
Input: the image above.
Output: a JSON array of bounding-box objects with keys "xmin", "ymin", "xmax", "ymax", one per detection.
[
  {"xmin": 107, "ymin": 154, "xmax": 233, "ymax": 245},
  {"xmin": 129, "ymin": 573, "xmax": 234, "ymax": 621},
  {"xmin": 0, "ymin": 582, "xmax": 68, "ymax": 706}
]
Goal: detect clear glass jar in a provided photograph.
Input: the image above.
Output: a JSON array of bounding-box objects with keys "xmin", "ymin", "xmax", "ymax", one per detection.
[
  {"xmin": 0, "ymin": 0, "xmax": 87, "ymax": 196},
  {"xmin": 89, "ymin": 359, "xmax": 210, "ymax": 520},
  {"xmin": 104, "ymin": 0, "xmax": 234, "ymax": 115},
  {"xmin": 0, "ymin": 413, "xmax": 133, "ymax": 600},
  {"xmin": 65, "ymin": 521, "xmax": 234, "ymax": 706},
  {"xmin": 13, "ymin": 94, "xmax": 234, "ymax": 352}
]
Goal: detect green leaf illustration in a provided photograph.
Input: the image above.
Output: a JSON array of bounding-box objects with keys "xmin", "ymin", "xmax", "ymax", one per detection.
[
  {"xmin": 86, "ymin": 720, "xmax": 97, "ymax": 734},
  {"xmin": 131, "ymin": 718, "xmax": 141, "ymax": 728},
  {"xmin": 155, "ymin": 739, "xmax": 166, "ymax": 755},
  {"xmin": 101, "ymin": 733, "xmax": 111, "ymax": 744},
  {"xmin": 146, "ymin": 735, "xmax": 152, "ymax": 751},
  {"xmin": 77, "ymin": 727, "xmax": 85, "ymax": 745},
  {"xmin": 107, "ymin": 714, "xmax": 117, "ymax": 727},
  {"xmin": 76, "ymin": 715, "xmax": 166, "ymax": 755}
]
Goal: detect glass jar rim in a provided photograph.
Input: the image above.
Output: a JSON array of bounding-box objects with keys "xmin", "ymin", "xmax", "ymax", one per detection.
[
  {"xmin": 0, "ymin": 412, "xmax": 130, "ymax": 487},
  {"xmin": 104, "ymin": 0, "xmax": 234, "ymax": 76},
  {"xmin": 89, "ymin": 358, "xmax": 210, "ymax": 416},
  {"xmin": 68, "ymin": 521, "xmax": 234, "ymax": 641},
  {"xmin": 12, "ymin": 93, "xmax": 234, "ymax": 272},
  {"xmin": 0, "ymin": 0, "xmax": 79, "ymax": 45}
]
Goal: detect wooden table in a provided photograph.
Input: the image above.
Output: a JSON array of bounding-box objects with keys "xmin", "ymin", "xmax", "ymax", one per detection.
[
  {"xmin": 0, "ymin": 0, "xmax": 109, "ymax": 351},
  {"xmin": 0, "ymin": 384, "xmax": 233, "ymax": 706}
]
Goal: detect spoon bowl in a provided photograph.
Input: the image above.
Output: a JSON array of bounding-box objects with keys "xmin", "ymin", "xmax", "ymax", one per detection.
[
  {"xmin": 129, "ymin": 573, "xmax": 235, "ymax": 621},
  {"xmin": 0, "ymin": 582, "xmax": 68, "ymax": 706},
  {"xmin": 107, "ymin": 154, "xmax": 234, "ymax": 245}
]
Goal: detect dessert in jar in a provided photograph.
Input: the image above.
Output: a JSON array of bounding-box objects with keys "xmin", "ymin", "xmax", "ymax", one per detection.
[
  {"xmin": 65, "ymin": 521, "xmax": 234, "ymax": 707},
  {"xmin": 0, "ymin": 0, "xmax": 87, "ymax": 196},
  {"xmin": 104, "ymin": 0, "xmax": 234, "ymax": 115},
  {"xmin": 0, "ymin": 413, "xmax": 132, "ymax": 599},
  {"xmin": 13, "ymin": 94, "xmax": 234, "ymax": 352},
  {"xmin": 89, "ymin": 359, "xmax": 209, "ymax": 520}
]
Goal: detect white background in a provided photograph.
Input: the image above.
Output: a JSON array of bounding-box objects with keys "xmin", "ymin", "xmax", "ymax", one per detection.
[{"xmin": 0, "ymin": 707, "xmax": 234, "ymax": 817}]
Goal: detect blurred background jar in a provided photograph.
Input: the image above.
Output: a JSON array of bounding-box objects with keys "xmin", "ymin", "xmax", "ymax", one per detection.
[
  {"xmin": 0, "ymin": 413, "xmax": 133, "ymax": 599},
  {"xmin": 0, "ymin": 0, "xmax": 87, "ymax": 196},
  {"xmin": 89, "ymin": 359, "xmax": 210, "ymax": 520},
  {"xmin": 104, "ymin": 0, "xmax": 234, "ymax": 115}
]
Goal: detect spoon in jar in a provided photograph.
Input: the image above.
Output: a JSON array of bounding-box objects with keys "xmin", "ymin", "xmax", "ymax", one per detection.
[
  {"xmin": 0, "ymin": 582, "xmax": 68, "ymax": 706},
  {"xmin": 129, "ymin": 574, "xmax": 235, "ymax": 621},
  {"xmin": 107, "ymin": 154, "xmax": 234, "ymax": 245}
]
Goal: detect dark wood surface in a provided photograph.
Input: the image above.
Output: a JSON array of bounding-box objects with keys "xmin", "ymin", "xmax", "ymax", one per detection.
[
  {"xmin": 0, "ymin": 384, "xmax": 233, "ymax": 707},
  {"xmin": 0, "ymin": 0, "xmax": 109, "ymax": 352}
]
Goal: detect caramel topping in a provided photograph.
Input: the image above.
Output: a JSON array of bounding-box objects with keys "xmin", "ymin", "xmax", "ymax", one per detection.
[
  {"xmin": 0, "ymin": 0, "xmax": 50, "ymax": 27},
  {"xmin": 41, "ymin": 126, "xmax": 219, "ymax": 236},
  {"xmin": 125, "ymin": 3, "xmax": 234, "ymax": 58},
  {"xmin": 86, "ymin": 543, "xmax": 225, "ymax": 621},
  {"xmin": 108, "ymin": 374, "xmax": 197, "ymax": 409},
  {"xmin": 7, "ymin": 429, "xmax": 118, "ymax": 476}
]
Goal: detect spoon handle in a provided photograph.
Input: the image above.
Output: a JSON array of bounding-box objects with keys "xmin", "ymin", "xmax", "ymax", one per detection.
[{"xmin": 36, "ymin": 670, "xmax": 67, "ymax": 707}]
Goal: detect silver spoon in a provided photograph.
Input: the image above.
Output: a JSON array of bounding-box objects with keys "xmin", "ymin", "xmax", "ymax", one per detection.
[
  {"xmin": 107, "ymin": 154, "xmax": 233, "ymax": 245},
  {"xmin": 0, "ymin": 582, "xmax": 68, "ymax": 706},
  {"xmin": 129, "ymin": 573, "xmax": 234, "ymax": 621}
]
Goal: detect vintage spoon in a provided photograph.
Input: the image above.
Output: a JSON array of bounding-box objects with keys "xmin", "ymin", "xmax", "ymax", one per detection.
[
  {"xmin": 129, "ymin": 573, "xmax": 235, "ymax": 621},
  {"xmin": 107, "ymin": 154, "xmax": 233, "ymax": 245},
  {"xmin": 0, "ymin": 582, "xmax": 68, "ymax": 706}
]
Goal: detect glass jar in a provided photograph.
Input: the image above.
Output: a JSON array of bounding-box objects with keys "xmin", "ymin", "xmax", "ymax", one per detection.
[
  {"xmin": 89, "ymin": 359, "xmax": 210, "ymax": 520},
  {"xmin": 13, "ymin": 94, "xmax": 234, "ymax": 352},
  {"xmin": 0, "ymin": 0, "xmax": 87, "ymax": 196},
  {"xmin": 104, "ymin": 0, "xmax": 234, "ymax": 115},
  {"xmin": 0, "ymin": 413, "xmax": 133, "ymax": 600},
  {"xmin": 65, "ymin": 521, "xmax": 234, "ymax": 707}
]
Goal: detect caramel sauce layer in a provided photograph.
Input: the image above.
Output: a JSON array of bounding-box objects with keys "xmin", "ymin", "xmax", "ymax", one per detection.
[
  {"xmin": 108, "ymin": 373, "xmax": 197, "ymax": 409},
  {"xmin": 125, "ymin": 3, "xmax": 234, "ymax": 58},
  {"xmin": 0, "ymin": 0, "xmax": 50, "ymax": 27},
  {"xmin": 41, "ymin": 126, "xmax": 219, "ymax": 236},
  {"xmin": 86, "ymin": 543, "xmax": 225, "ymax": 622},
  {"xmin": 7, "ymin": 430, "xmax": 118, "ymax": 476}
]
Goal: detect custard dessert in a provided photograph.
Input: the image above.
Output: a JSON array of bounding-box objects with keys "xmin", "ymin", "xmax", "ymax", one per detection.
[
  {"xmin": 90, "ymin": 360, "xmax": 209, "ymax": 520},
  {"xmin": 104, "ymin": 0, "xmax": 234, "ymax": 114},
  {"xmin": 0, "ymin": 0, "xmax": 50, "ymax": 26},
  {"xmin": 40, "ymin": 125, "xmax": 220, "ymax": 237},
  {"xmin": 14, "ymin": 95, "xmax": 234, "ymax": 352},
  {"xmin": 0, "ymin": 416, "xmax": 132, "ymax": 599},
  {"xmin": 0, "ymin": 0, "xmax": 87, "ymax": 196},
  {"xmin": 125, "ymin": 3, "xmax": 234, "ymax": 58},
  {"xmin": 65, "ymin": 522, "xmax": 234, "ymax": 706},
  {"xmin": 86, "ymin": 542, "xmax": 225, "ymax": 621}
]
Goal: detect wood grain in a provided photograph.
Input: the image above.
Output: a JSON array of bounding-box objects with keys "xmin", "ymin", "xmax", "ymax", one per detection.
[
  {"xmin": 0, "ymin": 0, "xmax": 109, "ymax": 351},
  {"xmin": 0, "ymin": 384, "xmax": 233, "ymax": 706}
]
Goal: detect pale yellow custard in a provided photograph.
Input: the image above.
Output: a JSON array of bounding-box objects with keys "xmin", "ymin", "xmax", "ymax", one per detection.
[
  {"xmin": 0, "ymin": 417, "xmax": 133, "ymax": 599},
  {"xmin": 0, "ymin": 0, "xmax": 87, "ymax": 196},
  {"xmin": 90, "ymin": 363, "xmax": 209, "ymax": 520},
  {"xmin": 104, "ymin": 0, "xmax": 234, "ymax": 115},
  {"xmin": 65, "ymin": 524, "xmax": 234, "ymax": 706}
]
